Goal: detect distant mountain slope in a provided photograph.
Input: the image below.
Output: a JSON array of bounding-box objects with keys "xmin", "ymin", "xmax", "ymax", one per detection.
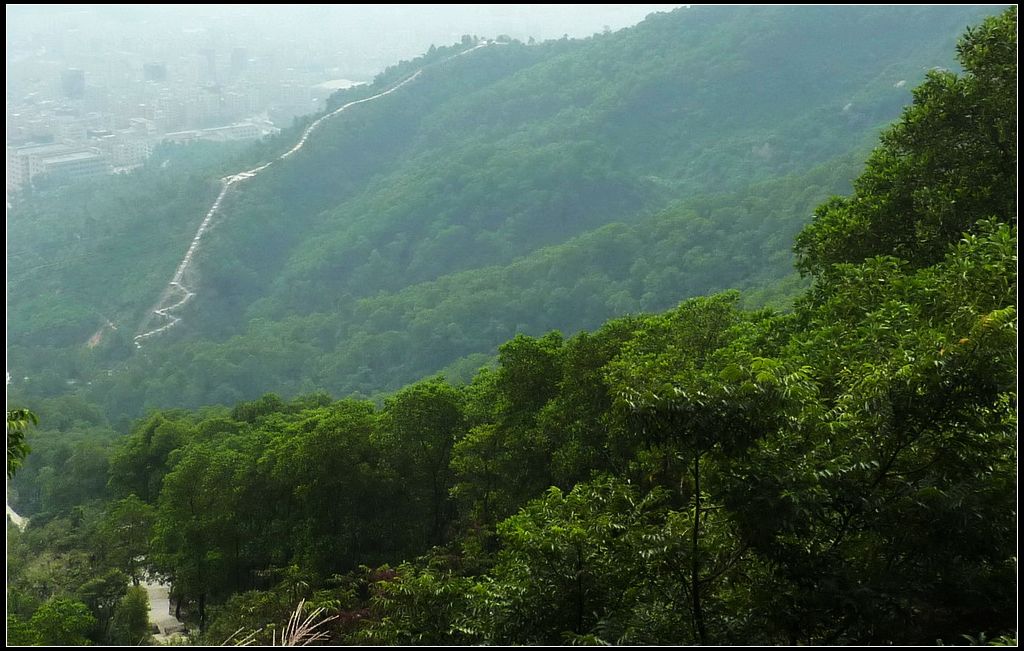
[
  {"xmin": 89, "ymin": 156, "xmax": 858, "ymax": 411},
  {"xmin": 6, "ymin": 5, "xmax": 1002, "ymax": 418},
  {"xmin": 197, "ymin": 6, "xmax": 990, "ymax": 328}
]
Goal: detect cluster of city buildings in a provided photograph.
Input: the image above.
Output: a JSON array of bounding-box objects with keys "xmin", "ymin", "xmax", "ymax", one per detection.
[
  {"xmin": 5, "ymin": 55, "xmax": 290, "ymax": 195},
  {"xmin": 6, "ymin": 7, "xmax": 537, "ymax": 198}
]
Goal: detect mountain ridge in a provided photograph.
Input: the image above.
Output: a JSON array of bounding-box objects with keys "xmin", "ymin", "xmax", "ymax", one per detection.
[{"xmin": 7, "ymin": 5, "xmax": 1002, "ymax": 419}]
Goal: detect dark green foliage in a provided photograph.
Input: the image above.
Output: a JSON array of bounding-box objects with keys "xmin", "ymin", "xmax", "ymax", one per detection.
[
  {"xmin": 203, "ymin": 587, "xmax": 303, "ymax": 646},
  {"xmin": 382, "ymin": 379, "xmax": 467, "ymax": 545},
  {"xmin": 99, "ymin": 495, "xmax": 156, "ymax": 585},
  {"xmin": 5, "ymin": 7, "xmax": 1015, "ymax": 646},
  {"xmin": 7, "ymin": 6, "xmax": 995, "ymax": 421},
  {"xmin": 78, "ymin": 569, "xmax": 129, "ymax": 642},
  {"xmin": 108, "ymin": 412, "xmax": 193, "ymax": 503},
  {"xmin": 795, "ymin": 7, "xmax": 1017, "ymax": 274},
  {"xmin": 355, "ymin": 10, "xmax": 1013, "ymax": 645},
  {"xmin": 8, "ymin": 418, "xmax": 119, "ymax": 516}
]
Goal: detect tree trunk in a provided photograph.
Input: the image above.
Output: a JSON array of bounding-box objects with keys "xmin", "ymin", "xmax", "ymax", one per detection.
[
  {"xmin": 692, "ymin": 453, "xmax": 707, "ymax": 644},
  {"xmin": 575, "ymin": 541, "xmax": 585, "ymax": 634},
  {"xmin": 198, "ymin": 593, "xmax": 207, "ymax": 633}
]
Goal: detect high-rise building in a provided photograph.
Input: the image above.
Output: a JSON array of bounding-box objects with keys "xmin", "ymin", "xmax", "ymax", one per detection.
[
  {"xmin": 61, "ymin": 69, "xmax": 86, "ymax": 99},
  {"xmin": 6, "ymin": 143, "xmax": 108, "ymax": 192},
  {"xmin": 39, "ymin": 150, "xmax": 110, "ymax": 184},
  {"xmin": 230, "ymin": 48, "xmax": 248, "ymax": 75},
  {"xmin": 143, "ymin": 62, "xmax": 168, "ymax": 82},
  {"xmin": 199, "ymin": 48, "xmax": 217, "ymax": 84}
]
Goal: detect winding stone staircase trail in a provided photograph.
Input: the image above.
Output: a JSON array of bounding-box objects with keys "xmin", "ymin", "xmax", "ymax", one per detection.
[{"xmin": 135, "ymin": 42, "xmax": 496, "ymax": 347}]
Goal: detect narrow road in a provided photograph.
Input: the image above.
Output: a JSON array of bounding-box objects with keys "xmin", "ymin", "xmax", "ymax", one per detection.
[
  {"xmin": 6, "ymin": 503, "xmax": 28, "ymax": 531},
  {"xmin": 134, "ymin": 41, "xmax": 496, "ymax": 347},
  {"xmin": 143, "ymin": 578, "xmax": 187, "ymax": 642}
]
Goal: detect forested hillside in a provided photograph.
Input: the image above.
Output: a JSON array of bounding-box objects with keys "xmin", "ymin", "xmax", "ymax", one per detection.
[
  {"xmin": 7, "ymin": 6, "xmax": 998, "ymax": 422},
  {"xmin": 7, "ymin": 7, "xmax": 1016, "ymax": 646}
]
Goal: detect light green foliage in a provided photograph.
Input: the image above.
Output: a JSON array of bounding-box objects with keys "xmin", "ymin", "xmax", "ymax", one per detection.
[
  {"xmin": 7, "ymin": 613, "xmax": 41, "ymax": 645},
  {"xmin": 110, "ymin": 585, "xmax": 152, "ymax": 645},
  {"xmin": 483, "ymin": 479, "xmax": 664, "ymax": 644},
  {"xmin": 7, "ymin": 407, "xmax": 37, "ymax": 478},
  {"xmin": 29, "ymin": 597, "xmax": 97, "ymax": 646},
  {"xmin": 358, "ymin": 564, "xmax": 480, "ymax": 645}
]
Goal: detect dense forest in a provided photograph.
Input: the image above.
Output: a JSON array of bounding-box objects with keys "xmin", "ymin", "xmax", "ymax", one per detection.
[
  {"xmin": 6, "ymin": 5, "xmax": 1016, "ymax": 647},
  {"xmin": 7, "ymin": 6, "xmax": 995, "ymax": 421}
]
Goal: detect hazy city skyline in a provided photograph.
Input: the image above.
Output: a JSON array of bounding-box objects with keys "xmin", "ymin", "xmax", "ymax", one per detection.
[{"xmin": 6, "ymin": 4, "xmax": 682, "ymax": 193}]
